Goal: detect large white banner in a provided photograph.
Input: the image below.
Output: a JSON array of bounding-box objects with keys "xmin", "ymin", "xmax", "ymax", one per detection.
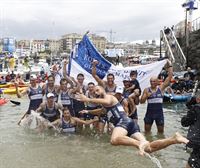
[{"xmin": 69, "ymin": 59, "xmax": 167, "ymax": 91}]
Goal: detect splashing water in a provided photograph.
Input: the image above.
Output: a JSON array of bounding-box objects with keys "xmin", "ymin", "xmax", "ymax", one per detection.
[
  {"xmin": 144, "ymin": 152, "xmax": 162, "ymax": 168},
  {"xmin": 20, "ymin": 111, "xmax": 61, "ymax": 133}
]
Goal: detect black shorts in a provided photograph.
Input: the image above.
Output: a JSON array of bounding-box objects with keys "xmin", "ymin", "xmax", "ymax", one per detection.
[
  {"xmin": 144, "ymin": 112, "xmax": 164, "ymax": 126},
  {"xmin": 72, "ymin": 99, "xmax": 85, "ymax": 117},
  {"xmin": 188, "ymin": 148, "xmax": 200, "ymax": 168}
]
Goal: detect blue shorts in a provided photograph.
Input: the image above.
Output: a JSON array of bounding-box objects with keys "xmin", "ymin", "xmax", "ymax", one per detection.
[
  {"xmin": 144, "ymin": 112, "xmax": 164, "ymax": 126},
  {"xmin": 116, "ymin": 118, "xmax": 140, "ymax": 137}
]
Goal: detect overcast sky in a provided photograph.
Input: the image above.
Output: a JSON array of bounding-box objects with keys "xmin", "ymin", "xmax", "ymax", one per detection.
[{"xmin": 0, "ymin": 0, "xmax": 200, "ymax": 42}]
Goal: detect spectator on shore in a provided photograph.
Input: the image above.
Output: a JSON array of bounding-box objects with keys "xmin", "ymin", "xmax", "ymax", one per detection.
[
  {"xmin": 171, "ymin": 76, "xmax": 184, "ymax": 94},
  {"xmin": 25, "ymin": 71, "xmax": 31, "ymax": 82},
  {"xmin": 182, "ymin": 75, "xmax": 194, "ymax": 92},
  {"xmin": 4, "ymin": 56, "xmax": 9, "ymax": 72},
  {"xmin": 5, "ymin": 72, "xmax": 12, "ymax": 82},
  {"xmin": 9, "ymin": 55, "xmax": 15, "ymax": 71},
  {"xmin": 0, "ymin": 58, "xmax": 3, "ymax": 72},
  {"xmin": 15, "ymin": 74, "xmax": 25, "ymax": 85},
  {"xmin": 164, "ymin": 27, "xmax": 171, "ymax": 35},
  {"xmin": 10, "ymin": 71, "xmax": 16, "ymax": 81},
  {"xmin": 184, "ymin": 67, "xmax": 195, "ymax": 81}
]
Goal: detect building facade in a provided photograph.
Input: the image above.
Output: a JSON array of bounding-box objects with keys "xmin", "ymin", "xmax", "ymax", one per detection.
[{"xmin": 60, "ymin": 33, "xmax": 107, "ymax": 54}]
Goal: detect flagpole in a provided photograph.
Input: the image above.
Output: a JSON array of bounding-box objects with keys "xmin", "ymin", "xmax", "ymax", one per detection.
[{"xmin": 185, "ymin": 8, "xmax": 189, "ymax": 68}]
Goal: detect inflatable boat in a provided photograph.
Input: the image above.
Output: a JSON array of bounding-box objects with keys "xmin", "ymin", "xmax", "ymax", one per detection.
[{"xmin": 163, "ymin": 92, "xmax": 192, "ymax": 102}]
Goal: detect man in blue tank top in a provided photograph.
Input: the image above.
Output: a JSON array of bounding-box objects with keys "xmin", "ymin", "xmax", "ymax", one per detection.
[
  {"xmin": 15, "ymin": 74, "xmax": 43, "ymax": 114},
  {"xmin": 16, "ymin": 74, "xmax": 44, "ymax": 125},
  {"xmin": 42, "ymin": 75, "xmax": 60, "ymax": 102},
  {"xmin": 140, "ymin": 60, "xmax": 173, "ymax": 134},
  {"xmin": 37, "ymin": 93, "xmax": 63, "ymax": 122},
  {"xmin": 58, "ymin": 78, "xmax": 74, "ymax": 116},
  {"xmin": 77, "ymin": 85, "xmax": 189, "ymax": 155},
  {"xmin": 92, "ymin": 60, "xmax": 116, "ymax": 95}
]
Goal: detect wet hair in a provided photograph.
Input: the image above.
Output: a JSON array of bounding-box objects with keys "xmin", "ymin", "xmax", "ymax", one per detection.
[
  {"xmin": 77, "ymin": 73, "xmax": 84, "ymax": 78},
  {"xmin": 48, "ymin": 75, "xmax": 55, "ymax": 80},
  {"xmin": 88, "ymin": 82, "xmax": 95, "ymax": 86},
  {"xmin": 62, "ymin": 107, "xmax": 70, "ymax": 117},
  {"xmin": 60, "ymin": 78, "xmax": 67, "ymax": 85},
  {"xmin": 107, "ymin": 73, "xmax": 115, "ymax": 78},
  {"xmin": 63, "ymin": 107, "xmax": 69, "ymax": 111},
  {"xmin": 130, "ymin": 70, "xmax": 137, "ymax": 76}
]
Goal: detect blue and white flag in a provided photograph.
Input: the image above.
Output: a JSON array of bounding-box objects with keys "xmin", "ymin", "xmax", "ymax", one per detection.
[
  {"xmin": 68, "ymin": 35, "xmax": 167, "ymax": 91},
  {"xmin": 182, "ymin": 0, "xmax": 198, "ymax": 10},
  {"xmin": 71, "ymin": 35, "xmax": 111, "ymax": 79}
]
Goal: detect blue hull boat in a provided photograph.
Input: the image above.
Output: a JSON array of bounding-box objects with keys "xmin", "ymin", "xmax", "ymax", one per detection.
[{"xmin": 163, "ymin": 93, "xmax": 192, "ymax": 102}]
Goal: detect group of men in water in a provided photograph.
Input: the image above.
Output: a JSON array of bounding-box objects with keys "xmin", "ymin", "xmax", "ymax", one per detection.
[{"xmin": 15, "ymin": 58, "xmax": 199, "ymax": 168}]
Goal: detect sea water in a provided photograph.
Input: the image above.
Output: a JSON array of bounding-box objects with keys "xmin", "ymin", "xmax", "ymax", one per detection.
[{"xmin": 0, "ymin": 97, "xmax": 189, "ymax": 168}]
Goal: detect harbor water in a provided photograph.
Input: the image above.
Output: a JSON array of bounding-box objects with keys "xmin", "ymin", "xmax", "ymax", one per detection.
[{"xmin": 0, "ymin": 96, "xmax": 189, "ymax": 168}]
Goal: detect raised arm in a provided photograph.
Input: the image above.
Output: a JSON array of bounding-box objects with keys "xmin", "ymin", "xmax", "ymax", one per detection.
[
  {"xmin": 160, "ymin": 60, "xmax": 173, "ymax": 91},
  {"xmin": 62, "ymin": 59, "xmax": 68, "ymax": 78},
  {"xmin": 92, "ymin": 60, "xmax": 105, "ymax": 87},
  {"xmin": 62, "ymin": 60, "xmax": 74, "ymax": 87}
]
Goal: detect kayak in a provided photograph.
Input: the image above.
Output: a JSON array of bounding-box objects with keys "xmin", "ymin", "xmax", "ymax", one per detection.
[
  {"xmin": 0, "ymin": 83, "xmax": 13, "ymax": 88},
  {"xmin": 163, "ymin": 92, "xmax": 192, "ymax": 102},
  {"xmin": 0, "ymin": 83, "xmax": 28, "ymax": 88},
  {"xmin": 2, "ymin": 87, "xmax": 27, "ymax": 94},
  {"xmin": 0, "ymin": 98, "xmax": 8, "ymax": 106}
]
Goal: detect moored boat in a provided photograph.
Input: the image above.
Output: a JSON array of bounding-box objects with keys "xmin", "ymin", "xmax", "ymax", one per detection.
[
  {"xmin": 163, "ymin": 92, "xmax": 192, "ymax": 102},
  {"xmin": 0, "ymin": 83, "xmax": 28, "ymax": 88},
  {"xmin": 0, "ymin": 98, "xmax": 8, "ymax": 106},
  {"xmin": 2, "ymin": 87, "xmax": 27, "ymax": 94}
]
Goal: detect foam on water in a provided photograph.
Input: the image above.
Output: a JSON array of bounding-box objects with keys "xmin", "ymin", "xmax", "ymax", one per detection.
[{"xmin": 144, "ymin": 152, "xmax": 162, "ymax": 168}]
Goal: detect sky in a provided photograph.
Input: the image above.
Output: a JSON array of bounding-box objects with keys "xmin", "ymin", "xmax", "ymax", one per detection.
[{"xmin": 0, "ymin": 0, "xmax": 200, "ymax": 42}]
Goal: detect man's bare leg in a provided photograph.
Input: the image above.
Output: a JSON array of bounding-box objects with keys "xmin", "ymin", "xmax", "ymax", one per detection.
[
  {"xmin": 147, "ymin": 132, "xmax": 189, "ymax": 153},
  {"xmin": 110, "ymin": 127, "xmax": 141, "ymax": 148},
  {"xmin": 131, "ymin": 132, "xmax": 150, "ymax": 155},
  {"xmin": 144, "ymin": 124, "xmax": 152, "ymax": 134},
  {"xmin": 157, "ymin": 125, "xmax": 164, "ymax": 134}
]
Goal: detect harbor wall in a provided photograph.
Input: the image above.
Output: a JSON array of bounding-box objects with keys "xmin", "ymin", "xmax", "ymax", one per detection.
[{"xmin": 177, "ymin": 29, "xmax": 200, "ymax": 70}]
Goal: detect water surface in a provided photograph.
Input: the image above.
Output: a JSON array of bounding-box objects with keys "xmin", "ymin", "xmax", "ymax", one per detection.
[{"xmin": 0, "ymin": 97, "xmax": 189, "ymax": 168}]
